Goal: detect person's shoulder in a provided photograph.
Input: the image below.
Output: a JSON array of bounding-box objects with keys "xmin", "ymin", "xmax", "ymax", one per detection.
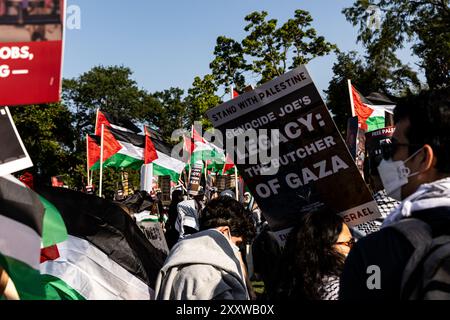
[
  {"xmin": 174, "ymin": 264, "xmax": 229, "ymax": 299},
  {"xmin": 350, "ymin": 222, "xmax": 414, "ymax": 263},
  {"xmin": 356, "ymin": 224, "xmax": 408, "ymax": 247}
]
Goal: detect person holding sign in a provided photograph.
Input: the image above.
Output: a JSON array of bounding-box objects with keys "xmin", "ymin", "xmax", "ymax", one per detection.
[
  {"xmin": 340, "ymin": 88, "xmax": 450, "ymax": 300},
  {"xmin": 276, "ymin": 207, "xmax": 353, "ymax": 300}
]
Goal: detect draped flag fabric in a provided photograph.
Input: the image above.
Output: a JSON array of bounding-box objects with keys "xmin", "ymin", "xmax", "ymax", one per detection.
[
  {"xmin": 0, "ymin": 175, "xmax": 67, "ymax": 300},
  {"xmin": 36, "ymin": 187, "xmax": 167, "ymax": 300}
]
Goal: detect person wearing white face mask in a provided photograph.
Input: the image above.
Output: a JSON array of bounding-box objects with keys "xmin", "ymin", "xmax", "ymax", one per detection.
[
  {"xmin": 340, "ymin": 88, "xmax": 450, "ymax": 300},
  {"xmin": 155, "ymin": 196, "xmax": 256, "ymax": 300}
]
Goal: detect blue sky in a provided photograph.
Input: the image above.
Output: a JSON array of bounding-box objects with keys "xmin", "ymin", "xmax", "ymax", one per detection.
[{"xmin": 64, "ymin": 0, "xmax": 419, "ymax": 96}]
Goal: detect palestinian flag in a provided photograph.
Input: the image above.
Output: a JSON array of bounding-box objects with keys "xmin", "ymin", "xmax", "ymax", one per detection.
[
  {"xmin": 87, "ymin": 134, "xmax": 101, "ymax": 170},
  {"xmin": 92, "ymin": 128, "xmax": 185, "ymax": 182},
  {"xmin": 190, "ymin": 127, "xmax": 226, "ymax": 165},
  {"xmin": 0, "ymin": 175, "xmax": 67, "ymax": 300},
  {"xmin": 222, "ymin": 155, "xmax": 236, "ymax": 175},
  {"xmin": 150, "ymin": 133, "xmax": 186, "ymax": 182},
  {"xmin": 183, "ymin": 134, "xmax": 195, "ymax": 159},
  {"xmin": 95, "ymin": 110, "xmax": 141, "ymax": 136},
  {"xmin": 37, "ymin": 187, "xmax": 167, "ymax": 300},
  {"xmin": 144, "ymin": 126, "xmax": 158, "ymax": 165},
  {"xmin": 349, "ymin": 82, "xmax": 396, "ymax": 132},
  {"xmin": 93, "ymin": 126, "xmax": 144, "ymax": 170}
]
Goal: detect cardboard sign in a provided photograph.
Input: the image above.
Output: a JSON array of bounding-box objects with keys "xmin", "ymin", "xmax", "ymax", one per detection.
[
  {"xmin": 346, "ymin": 116, "xmax": 366, "ymax": 178},
  {"xmin": 0, "ymin": 0, "xmax": 65, "ymax": 106},
  {"xmin": 188, "ymin": 162, "xmax": 203, "ymax": 196},
  {"xmin": 158, "ymin": 175, "xmax": 171, "ymax": 204},
  {"xmin": 206, "ymin": 66, "xmax": 380, "ymax": 230},
  {"xmin": 0, "ymin": 107, "xmax": 33, "ymax": 176},
  {"xmin": 365, "ymin": 126, "xmax": 395, "ymax": 177}
]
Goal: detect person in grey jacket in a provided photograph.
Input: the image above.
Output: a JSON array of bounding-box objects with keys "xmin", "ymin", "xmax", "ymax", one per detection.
[{"xmin": 155, "ymin": 196, "xmax": 255, "ymax": 300}]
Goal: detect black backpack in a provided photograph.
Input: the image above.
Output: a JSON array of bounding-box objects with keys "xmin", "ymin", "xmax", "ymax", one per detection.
[{"xmin": 391, "ymin": 218, "xmax": 450, "ymax": 300}]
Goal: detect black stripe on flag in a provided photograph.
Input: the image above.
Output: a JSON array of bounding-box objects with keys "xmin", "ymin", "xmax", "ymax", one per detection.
[
  {"xmin": 88, "ymin": 134, "xmax": 101, "ymax": 145},
  {"xmin": 36, "ymin": 186, "xmax": 167, "ymax": 289},
  {"xmin": 0, "ymin": 176, "xmax": 44, "ymax": 236},
  {"xmin": 108, "ymin": 127, "xmax": 145, "ymax": 148},
  {"xmin": 108, "ymin": 127, "xmax": 173, "ymax": 156},
  {"xmin": 102, "ymin": 111, "xmax": 141, "ymax": 133}
]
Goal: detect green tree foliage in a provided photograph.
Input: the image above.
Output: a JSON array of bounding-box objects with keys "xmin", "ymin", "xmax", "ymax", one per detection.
[
  {"xmin": 10, "ymin": 103, "xmax": 80, "ymax": 186},
  {"xmin": 210, "ymin": 37, "xmax": 249, "ymax": 94},
  {"xmin": 148, "ymin": 87, "xmax": 190, "ymax": 141},
  {"xmin": 185, "ymin": 75, "xmax": 222, "ymax": 128},
  {"xmin": 343, "ymin": 0, "xmax": 449, "ymax": 89},
  {"xmin": 242, "ymin": 10, "xmax": 337, "ymax": 84},
  {"xmin": 209, "ymin": 10, "xmax": 337, "ymax": 90},
  {"xmin": 63, "ymin": 65, "xmax": 152, "ymax": 139}
]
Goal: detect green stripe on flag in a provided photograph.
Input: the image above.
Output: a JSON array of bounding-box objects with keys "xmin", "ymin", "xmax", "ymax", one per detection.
[
  {"xmin": 91, "ymin": 153, "xmax": 143, "ymax": 170},
  {"xmin": 41, "ymin": 274, "xmax": 86, "ymax": 300},
  {"xmin": 0, "ymin": 254, "xmax": 44, "ymax": 300},
  {"xmin": 40, "ymin": 196, "xmax": 68, "ymax": 248},
  {"xmin": 367, "ymin": 116, "xmax": 386, "ymax": 132},
  {"xmin": 153, "ymin": 164, "xmax": 180, "ymax": 183}
]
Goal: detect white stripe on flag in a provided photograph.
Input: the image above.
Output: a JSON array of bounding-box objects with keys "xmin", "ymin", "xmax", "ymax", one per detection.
[
  {"xmin": 0, "ymin": 214, "xmax": 41, "ymax": 270},
  {"xmin": 154, "ymin": 151, "xmax": 185, "ymax": 173},
  {"xmin": 117, "ymin": 141, "xmax": 144, "ymax": 160},
  {"xmin": 40, "ymin": 236, "xmax": 154, "ymax": 300},
  {"xmin": 364, "ymin": 103, "xmax": 396, "ymax": 114}
]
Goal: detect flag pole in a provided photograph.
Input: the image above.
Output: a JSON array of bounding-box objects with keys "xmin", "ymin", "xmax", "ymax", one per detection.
[
  {"xmin": 143, "ymin": 127, "xmax": 147, "ymax": 193},
  {"xmin": 99, "ymin": 124, "xmax": 104, "ymax": 198},
  {"xmin": 234, "ymin": 167, "xmax": 239, "ymax": 201},
  {"xmin": 348, "ymin": 79, "xmax": 356, "ymax": 117},
  {"xmin": 188, "ymin": 125, "xmax": 193, "ymax": 182},
  {"xmin": 86, "ymin": 134, "xmax": 90, "ymax": 188},
  {"xmin": 204, "ymin": 160, "xmax": 208, "ymax": 188}
]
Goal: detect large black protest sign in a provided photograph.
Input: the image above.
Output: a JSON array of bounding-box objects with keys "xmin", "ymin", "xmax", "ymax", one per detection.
[
  {"xmin": 206, "ymin": 66, "xmax": 380, "ymax": 230},
  {"xmin": 0, "ymin": 107, "xmax": 32, "ymax": 176}
]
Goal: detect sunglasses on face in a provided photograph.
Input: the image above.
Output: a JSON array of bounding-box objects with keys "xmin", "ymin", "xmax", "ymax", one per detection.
[
  {"xmin": 379, "ymin": 138, "xmax": 423, "ymax": 160},
  {"xmin": 336, "ymin": 238, "xmax": 356, "ymax": 249}
]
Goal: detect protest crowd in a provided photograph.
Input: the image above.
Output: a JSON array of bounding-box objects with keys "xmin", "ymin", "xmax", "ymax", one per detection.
[{"xmin": 1, "ymin": 0, "xmax": 449, "ymax": 304}]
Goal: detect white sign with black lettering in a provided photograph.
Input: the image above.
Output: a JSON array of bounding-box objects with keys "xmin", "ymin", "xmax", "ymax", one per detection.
[{"xmin": 0, "ymin": 107, "xmax": 33, "ymax": 176}]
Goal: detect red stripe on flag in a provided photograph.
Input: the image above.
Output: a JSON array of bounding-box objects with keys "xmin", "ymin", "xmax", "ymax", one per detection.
[
  {"xmin": 87, "ymin": 136, "xmax": 101, "ymax": 168},
  {"xmin": 144, "ymin": 128, "xmax": 159, "ymax": 164},
  {"xmin": 95, "ymin": 111, "xmax": 111, "ymax": 136},
  {"xmin": 351, "ymin": 85, "xmax": 374, "ymax": 131},
  {"xmin": 41, "ymin": 245, "xmax": 60, "ymax": 263},
  {"xmin": 192, "ymin": 127, "xmax": 205, "ymax": 143},
  {"xmin": 102, "ymin": 127, "xmax": 123, "ymax": 161}
]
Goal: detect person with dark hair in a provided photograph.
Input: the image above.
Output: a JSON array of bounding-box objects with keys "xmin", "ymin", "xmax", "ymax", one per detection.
[
  {"xmin": 340, "ymin": 88, "xmax": 450, "ymax": 300},
  {"xmin": 155, "ymin": 196, "xmax": 256, "ymax": 300},
  {"xmin": 276, "ymin": 208, "xmax": 353, "ymax": 300}
]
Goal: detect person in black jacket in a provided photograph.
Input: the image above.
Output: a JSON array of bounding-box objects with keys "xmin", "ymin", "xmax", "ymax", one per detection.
[{"xmin": 340, "ymin": 88, "xmax": 450, "ymax": 300}]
